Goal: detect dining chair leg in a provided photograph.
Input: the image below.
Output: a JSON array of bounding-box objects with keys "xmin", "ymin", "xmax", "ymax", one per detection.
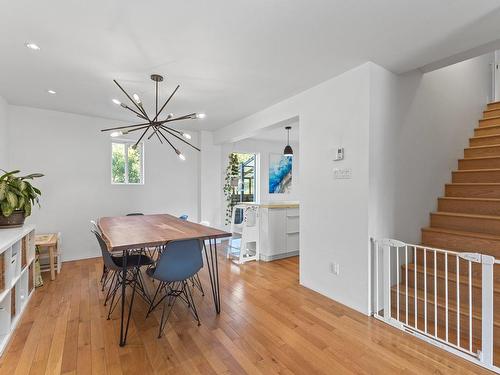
[
  {"xmin": 191, "ymin": 273, "xmax": 204, "ymax": 296},
  {"xmin": 158, "ymin": 282, "xmax": 179, "ymax": 338},
  {"xmin": 183, "ymin": 281, "xmax": 201, "ymax": 326},
  {"xmin": 104, "ymin": 271, "xmax": 117, "ymax": 306},
  {"xmin": 123, "ymin": 267, "xmax": 139, "ymax": 342},
  {"xmin": 146, "ymin": 281, "xmax": 163, "ymax": 318}
]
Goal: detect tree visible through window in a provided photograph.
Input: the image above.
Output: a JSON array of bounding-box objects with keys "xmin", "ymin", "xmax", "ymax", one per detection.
[{"xmin": 111, "ymin": 141, "xmax": 144, "ymax": 184}]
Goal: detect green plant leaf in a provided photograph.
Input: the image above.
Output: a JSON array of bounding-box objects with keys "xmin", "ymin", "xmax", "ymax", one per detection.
[
  {"xmin": 1, "ymin": 201, "xmax": 13, "ymax": 217},
  {"xmin": 6, "ymin": 191, "xmax": 17, "ymax": 208},
  {"xmin": 23, "ymin": 202, "xmax": 31, "ymax": 217},
  {"xmin": 0, "ymin": 170, "xmax": 20, "ymax": 181},
  {"xmin": 0, "ymin": 181, "xmax": 6, "ymax": 201}
]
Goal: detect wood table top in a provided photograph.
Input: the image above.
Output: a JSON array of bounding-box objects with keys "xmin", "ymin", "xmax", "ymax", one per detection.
[
  {"xmin": 35, "ymin": 233, "xmax": 58, "ymax": 247},
  {"xmin": 98, "ymin": 214, "xmax": 231, "ymax": 251}
]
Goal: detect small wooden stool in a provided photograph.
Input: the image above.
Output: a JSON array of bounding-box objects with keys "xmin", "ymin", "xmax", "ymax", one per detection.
[{"xmin": 35, "ymin": 233, "xmax": 61, "ymax": 281}]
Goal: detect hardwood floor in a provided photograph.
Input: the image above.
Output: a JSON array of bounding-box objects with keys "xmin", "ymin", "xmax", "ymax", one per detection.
[{"xmin": 0, "ymin": 255, "xmax": 492, "ymax": 374}]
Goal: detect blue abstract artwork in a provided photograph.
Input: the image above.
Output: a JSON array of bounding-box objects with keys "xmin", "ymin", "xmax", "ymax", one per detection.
[{"xmin": 269, "ymin": 153, "xmax": 292, "ymax": 194}]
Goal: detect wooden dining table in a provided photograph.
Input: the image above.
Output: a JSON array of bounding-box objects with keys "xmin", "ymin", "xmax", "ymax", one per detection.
[{"xmin": 98, "ymin": 214, "xmax": 231, "ymax": 346}]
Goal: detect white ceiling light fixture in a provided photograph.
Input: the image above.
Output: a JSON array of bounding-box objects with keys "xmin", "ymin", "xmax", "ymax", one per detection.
[
  {"xmin": 47, "ymin": 89, "xmax": 56, "ymax": 95},
  {"xmin": 25, "ymin": 42, "xmax": 40, "ymax": 51},
  {"xmin": 101, "ymin": 74, "xmax": 205, "ymax": 160}
]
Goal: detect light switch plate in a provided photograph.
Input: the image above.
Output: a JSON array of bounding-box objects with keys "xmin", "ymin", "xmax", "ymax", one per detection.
[
  {"xmin": 334, "ymin": 168, "xmax": 352, "ymax": 179},
  {"xmin": 334, "ymin": 147, "xmax": 344, "ymax": 161}
]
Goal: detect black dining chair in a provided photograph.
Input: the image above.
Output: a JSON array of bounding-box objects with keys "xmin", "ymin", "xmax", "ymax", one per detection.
[
  {"xmin": 91, "ymin": 229, "xmax": 153, "ymax": 319},
  {"xmin": 145, "ymin": 239, "xmax": 203, "ymax": 338}
]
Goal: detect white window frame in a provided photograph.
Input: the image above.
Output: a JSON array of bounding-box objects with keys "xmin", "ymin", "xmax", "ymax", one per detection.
[{"xmin": 111, "ymin": 139, "xmax": 145, "ymax": 185}]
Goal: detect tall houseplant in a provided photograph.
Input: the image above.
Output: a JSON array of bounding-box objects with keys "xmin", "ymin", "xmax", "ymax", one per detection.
[
  {"xmin": 223, "ymin": 153, "xmax": 240, "ymax": 225},
  {"xmin": 0, "ymin": 170, "xmax": 43, "ymax": 228}
]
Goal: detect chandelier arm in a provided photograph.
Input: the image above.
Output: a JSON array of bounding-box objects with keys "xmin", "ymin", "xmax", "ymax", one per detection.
[
  {"xmin": 163, "ymin": 113, "xmax": 197, "ymax": 123},
  {"xmin": 123, "ymin": 124, "xmax": 151, "ymax": 133},
  {"xmin": 101, "ymin": 122, "xmax": 150, "ymax": 132},
  {"xmin": 133, "ymin": 125, "xmax": 151, "ymax": 149},
  {"xmin": 154, "ymin": 85, "xmax": 180, "ymax": 122},
  {"xmin": 113, "ymin": 80, "xmax": 150, "ymax": 120},
  {"xmin": 162, "ymin": 125, "xmax": 183, "ymax": 136},
  {"xmin": 154, "ymin": 129, "xmax": 163, "ymax": 144},
  {"xmin": 155, "ymin": 81, "xmax": 159, "ymax": 119},
  {"xmin": 147, "ymin": 125, "xmax": 162, "ymax": 140},
  {"xmin": 122, "ymin": 104, "xmax": 148, "ymax": 120},
  {"xmin": 160, "ymin": 126, "xmax": 201, "ymax": 151},
  {"xmin": 157, "ymin": 129, "xmax": 179, "ymax": 154}
]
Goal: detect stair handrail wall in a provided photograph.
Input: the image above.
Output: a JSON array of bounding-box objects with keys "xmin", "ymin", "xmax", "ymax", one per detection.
[{"xmin": 371, "ymin": 238, "xmax": 499, "ymax": 373}]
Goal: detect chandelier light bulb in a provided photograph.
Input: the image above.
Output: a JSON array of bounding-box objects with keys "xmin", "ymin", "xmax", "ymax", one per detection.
[
  {"xmin": 112, "ymin": 99, "xmax": 121, "ymax": 105},
  {"xmin": 196, "ymin": 113, "xmax": 206, "ymax": 119},
  {"xmin": 110, "ymin": 131, "xmax": 123, "ymax": 137},
  {"xmin": 25, "ymin": 42, "xmax": 40, "ymax": 51},
  {"xmin": 182, "ymin": 132, "xmax": 192, "ymax": 140},
  {"xmin": 175, "ymin": 149, "xmax": 186, "ymax": 161},
  {"xmin": 133, "ymin": 93, "xmax": 141, "ymax": 104}
]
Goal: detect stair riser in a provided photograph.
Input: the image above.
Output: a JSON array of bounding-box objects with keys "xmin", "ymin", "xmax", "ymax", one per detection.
[
  {"xmin": 484, "ymin": 109, "xmax": 500, "ymax": 118},
  {"xmin": 487, "ymin": 102, "xmax": 500, "ymax": 110},
  {"xmin": 422, "ymin": 229, "xmax": 500, "ymax": 256},
  {"xmin": 479, "ymin": 118, "xmax": 500, "ymax": 127},
  {"xmin": 475, "ymin": 126, "xmax": 500, "ymax": 136},
  {"xmin": 445, "ymin": 184, "xmax": 500, "ymax": 198},
  {"xmin": 470, "ymin": 135, "xmax": 500, "ymax": 146},
  {"xmin": 438, "ymin": 198, "xmax": 500, "ymax": 216},
  {"xmin": 458, "ymin": 158, "xmax": 500, "ymax": 170},
  {"xmin": 431, "ymin": 213, "xmax": 500, "ymax": 236},
  {"xmin": 452, "ymin": 170, "xmax": 500, "ymax": 183},
  {"xmin": 465, "ymin": 146, "xmax": 500, "ymax": 158},
  {"xmin": 391, "ymin": 290, "xmax": 483, "ymax": 341},
  {"xmin": 401, "ymin": 270, "xmax": 498, "ymax": 307}
]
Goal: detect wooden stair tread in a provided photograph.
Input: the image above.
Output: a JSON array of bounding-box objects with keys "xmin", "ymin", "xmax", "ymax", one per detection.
[
  {"xmin": 480, "ymin": 115, "xmax": 500, "ymax": 121},
  {"xmin": 402, "ymin": 263, "xmax": 500, "ymax": 294},
  {"xmin": 446, "ymin": 182, "xmax": 500, "ymax": 186},
  {"xmin": 460, "ymin": 156, "xmax": 500, "ymax": 161},
  {"xmin": 453, "ymin": 168, "xmax": 500, "ymax": 173},
  {"xmin": 476, "ymin": 123, "xmax": 500, "ymax": 129},
  {"xmin": 439, "ymin": 196, "xmax": 500, "ymax": 202},
  {"xmin": 391, "ymin": 285, "xmax": 500, "ymax": 326},
  {"xmin": 422, "ymin": 226, "xmax": 500, "ymax": 241},
  {"xmin": 471, "ymin": 134, "xmax": 500, "ymax": 140},
  {"xmin": 466, "ymin": 144, "xmax": 500, "ymax": 150},
  {"xmin": 432, "ymin": 211, "xmax": 500, "ymax": 221}
]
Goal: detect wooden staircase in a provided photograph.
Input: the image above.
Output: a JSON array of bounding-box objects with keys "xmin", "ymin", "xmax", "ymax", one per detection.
[
  {"xmin": 422, "ymin": 101, "xmax": 500, "ymax": 256},
  {"xmin": 392, "ymin": 101, "xmax": 500, "ymax": 367}
]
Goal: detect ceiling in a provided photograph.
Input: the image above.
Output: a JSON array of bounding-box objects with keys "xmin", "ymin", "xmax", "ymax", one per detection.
[
  {"xmin": 250, "ymin": 123, "xmax": 299, "ymax": 143},
  {"xmin": 1, "ymin": 1, "xmax": 500, "ymax": 131}
]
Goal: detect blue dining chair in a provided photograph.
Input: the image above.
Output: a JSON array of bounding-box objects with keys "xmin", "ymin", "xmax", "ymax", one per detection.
[{"xmin": 146, "ymin": 239, "xmax": 203, "ymax": 338}]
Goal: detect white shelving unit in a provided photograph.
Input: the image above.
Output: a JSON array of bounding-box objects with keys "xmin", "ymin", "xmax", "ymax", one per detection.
[{"xmin": 0, "ymin": 225, "xmax": 36, "ymax": 355}]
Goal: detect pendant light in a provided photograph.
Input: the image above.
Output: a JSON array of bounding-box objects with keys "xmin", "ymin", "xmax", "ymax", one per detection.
[{"xmin": 283, "ymin": 126, "xmax": 293, "ymax": 156}]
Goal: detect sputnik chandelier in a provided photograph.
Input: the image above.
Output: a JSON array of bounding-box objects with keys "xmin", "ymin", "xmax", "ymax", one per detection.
[{"xmin": 101, "ymin": 74, "xmax": 205, "ymax": 160}]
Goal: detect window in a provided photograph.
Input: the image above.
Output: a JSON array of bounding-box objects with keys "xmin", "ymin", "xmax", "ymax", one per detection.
[{"xmin": 111, "ymin": 141, "xmax": 144, "ymax": 184}]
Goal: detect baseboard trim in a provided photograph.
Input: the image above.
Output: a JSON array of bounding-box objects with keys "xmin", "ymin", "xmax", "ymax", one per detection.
[{"xmin": 260, "ymin": 250, "xmax": 299, "ymax": 262}]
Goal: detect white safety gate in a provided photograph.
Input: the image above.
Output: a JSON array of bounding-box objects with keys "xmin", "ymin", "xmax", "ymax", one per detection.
[{"xmin": 372, "ymin": 238, "xmax": 500, "ymax": 373}]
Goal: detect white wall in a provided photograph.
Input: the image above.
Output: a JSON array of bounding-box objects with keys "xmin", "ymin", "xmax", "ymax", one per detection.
[
  {"xmin": 199, "ymin": 131, "xmax": 222, "ymax": 228},
  {"xmin": 0, "ymin": 97, "xmax": 8, "ymax": 169},
  {"xmin": 7, "ymin": 105, "xmax": 200, "ymax": 261},
  {"xmin": 215, "ymin": 63, "xmax": 373, "ymax": 314},
  {"xmin": 392, "ymin": 53, "xmax": 493, "ymax": 243}
]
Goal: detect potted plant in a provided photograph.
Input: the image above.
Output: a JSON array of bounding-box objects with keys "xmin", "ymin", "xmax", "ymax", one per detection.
[{"xmin": 0, "ymin": 170, "xmax": 43, "ymax": 228}]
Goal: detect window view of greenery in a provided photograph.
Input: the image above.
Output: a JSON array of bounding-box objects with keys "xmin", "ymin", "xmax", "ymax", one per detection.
[
  {"xmin": 223, "ymin": 152, "xmax": 256, "ymax": 223},
  {"xmin": 112, "ymin": 142, "xmax": 143, "ymax": 184}
]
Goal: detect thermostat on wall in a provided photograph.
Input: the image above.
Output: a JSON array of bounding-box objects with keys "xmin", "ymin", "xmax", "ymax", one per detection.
[{"xmin": 334, "ymin": 147, "xmax": 344, "ymax": 161}]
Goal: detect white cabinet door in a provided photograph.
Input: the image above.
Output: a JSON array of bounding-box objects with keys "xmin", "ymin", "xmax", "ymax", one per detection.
[{"xmin": 267, "ymin": 208, "xmax": 286, "ymax": 255}]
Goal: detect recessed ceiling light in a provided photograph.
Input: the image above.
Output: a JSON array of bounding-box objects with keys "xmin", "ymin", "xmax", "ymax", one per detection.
[
  {"xmin": 47, "ymin": 90, "xmax": 56, "ymax": 95},
  {"xmin": 25, "ymin": 42, "xmax": 40, "ymax": 51}
]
